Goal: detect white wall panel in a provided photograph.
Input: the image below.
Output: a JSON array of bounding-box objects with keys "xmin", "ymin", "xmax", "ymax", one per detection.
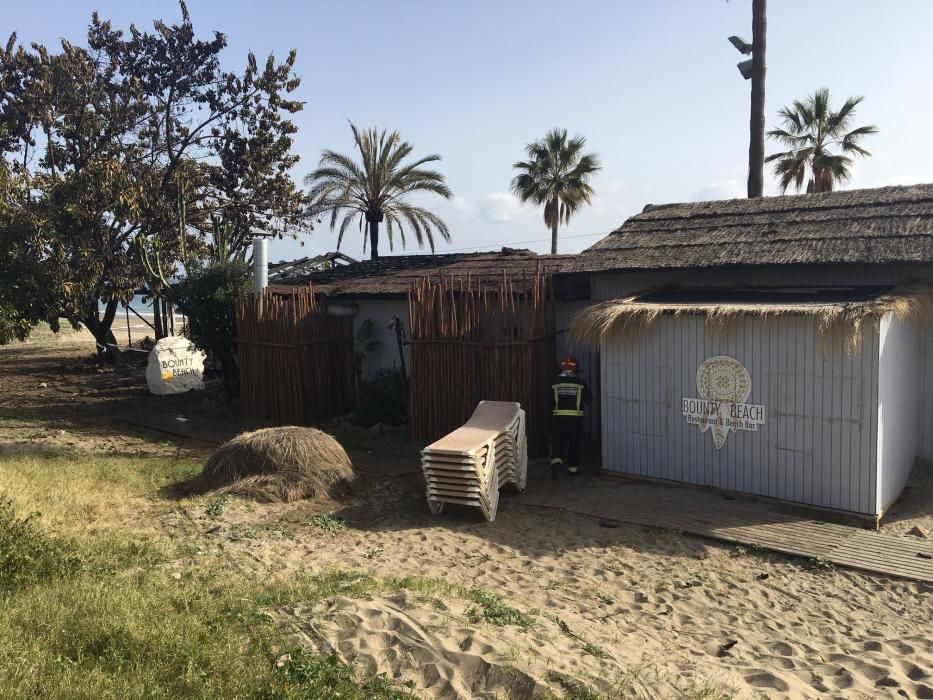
[
  {"xmin": 601, "ymin": 314, "xmax": 881, "ymax": 514},
  {"xmin": 877, "ymin": 313, "xmax": 922, "ymax": 512}
]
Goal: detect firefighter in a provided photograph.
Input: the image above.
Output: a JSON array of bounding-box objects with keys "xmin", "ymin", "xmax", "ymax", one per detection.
[{"xmin": 549, "ymin": 355, "xmax": 592, "ymax": 480}]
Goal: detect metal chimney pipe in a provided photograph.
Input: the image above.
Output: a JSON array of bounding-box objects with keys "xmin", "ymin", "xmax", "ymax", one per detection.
[{"xmin": 252, "ymin": 236, "xmax": 268, "ymax": 295}]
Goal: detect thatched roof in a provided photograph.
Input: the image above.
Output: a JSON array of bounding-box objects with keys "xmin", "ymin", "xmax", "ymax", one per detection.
[
  {"xmin": 570, "ymin": 283, "xmax": 933, "ymax": 352},
  {"xmin": 268, "ymin": 248, "xmax": 573, "ymax": 297},
  {"xmin": 570, "ymin": 184, "xmax": 933, "ymax": 273}
]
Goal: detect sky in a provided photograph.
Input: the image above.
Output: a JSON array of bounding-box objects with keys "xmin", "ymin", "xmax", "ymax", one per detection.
[{"xmin": 3, "ymin": 1, "xmax": 933, "ymax": 263}]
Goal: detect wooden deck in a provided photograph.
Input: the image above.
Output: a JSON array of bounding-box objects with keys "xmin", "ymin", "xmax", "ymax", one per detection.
[{"xmin": 521, "ymin": 470, "xmax": 933, "ymax": 583}]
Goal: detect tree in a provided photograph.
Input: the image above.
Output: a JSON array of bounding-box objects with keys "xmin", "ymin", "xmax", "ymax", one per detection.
[
  {"xmin": 511, "ymin": 128, "xmax": 601, "ymax": 255},
  {"xmin": 305, "ymin": 123, "xmax": 452, "ymax": 260},
  {"xmin": 0, "ymin": 3, "xmax": 307, "ymax": 358},
  {"xmin": 766, "ymin": 88, "xmax": 878, "ymax": 194}
]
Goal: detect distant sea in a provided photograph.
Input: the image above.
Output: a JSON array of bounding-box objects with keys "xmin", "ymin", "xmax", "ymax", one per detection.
[{"xmin": 97, "ymin": 294, "xmax": 163, "ymax": 317}]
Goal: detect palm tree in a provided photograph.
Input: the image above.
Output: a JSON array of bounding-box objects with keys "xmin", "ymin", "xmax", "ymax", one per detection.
[
  {"xmin": 305, "ymin": 123, "xmax": 453, "ymax": 259},
  {"xmin": 511, "ymin": 128, "xmax": 601, "ymax": 254},
  {"xmin": 766, "ymin": 88, "xmax": 878, "ymax": 193}
]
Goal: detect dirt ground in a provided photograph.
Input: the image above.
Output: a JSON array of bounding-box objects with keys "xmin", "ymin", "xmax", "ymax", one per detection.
[{"xmin": 1, "ymin": 327, "xmax": 931, "ymax": 699}]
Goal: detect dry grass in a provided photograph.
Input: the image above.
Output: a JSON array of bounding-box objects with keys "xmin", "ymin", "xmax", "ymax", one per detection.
[
  {"xmin": 198, "ymin": 426, "xmax": 356, "ymax": 502},
  {"xmin": 570, "ymin": 282, "xmax": 933, "ymax": 353}
]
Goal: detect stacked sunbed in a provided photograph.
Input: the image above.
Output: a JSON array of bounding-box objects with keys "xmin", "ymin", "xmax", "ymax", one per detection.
[{"xmin": 421, "ymin": 401, "xmax": 528, "ymax": 522}]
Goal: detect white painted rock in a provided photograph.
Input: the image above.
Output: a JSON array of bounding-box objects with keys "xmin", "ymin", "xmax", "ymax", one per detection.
[{"xmin": 146, "ymin": 336, "xmax": 206, "ymax": 395}]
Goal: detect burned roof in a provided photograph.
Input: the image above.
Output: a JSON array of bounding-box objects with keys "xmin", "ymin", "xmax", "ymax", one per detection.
[
  {"xmin": 267, "ymin": 252, "xmax": 357, "ymax": 282},
  {"xmin": 571, "ymin": 183, "xmax": 933, "ymax": 273},
  {"xmin": 268, "ymin": 248, "xmax": 574, "ymax": 297}
]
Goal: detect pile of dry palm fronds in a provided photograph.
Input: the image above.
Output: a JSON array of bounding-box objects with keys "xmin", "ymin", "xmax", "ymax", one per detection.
[{"xmin": 198, "ymin": 426, "xmax": 355, "ymax": 502}]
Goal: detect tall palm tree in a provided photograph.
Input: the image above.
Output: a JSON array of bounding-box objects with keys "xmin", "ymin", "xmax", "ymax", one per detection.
[
  {"xmin": 766, "ymin": 88, "xmax": 878, "ymax": 194},
  {"xmin": 305, "ymin": 123, "xmax": 453, "ymax": 259},
  {"xmin": 511, "ymin": 128, "xmax": 601, "ymax": 254}
]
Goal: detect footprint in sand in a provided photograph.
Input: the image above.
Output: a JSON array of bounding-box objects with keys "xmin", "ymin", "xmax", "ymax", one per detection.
[{"xmin": 744, "ymin": 670, "xmax": 790, "ymax": 692}]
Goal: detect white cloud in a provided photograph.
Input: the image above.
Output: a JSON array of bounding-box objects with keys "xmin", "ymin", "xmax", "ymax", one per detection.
[
  {"xmin": 690, "ymin": 179, "xmax": 745, "ymax": 202},
  {"xmin": 477, "ymin": 192, "xmax": 531, "ymax": 223},
  {"xmin": 449, "ymin": 195, "xmax": 478, "ymax": 215}
]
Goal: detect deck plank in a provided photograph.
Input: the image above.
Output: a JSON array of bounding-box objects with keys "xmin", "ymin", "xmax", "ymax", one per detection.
[{"xmin": 519, "ymin": 472, "xmax": 933, "ymax": 583}]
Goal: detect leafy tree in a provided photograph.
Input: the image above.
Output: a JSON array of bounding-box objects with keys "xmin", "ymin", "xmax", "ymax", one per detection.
[
  {"xmin": 0, "ymin": 3, "xmax": 307, "ymax": 359},
  {"xmin": 511, "ymin": 128, "xmax": 601, "ymax": 254},
  {"xmin": 172, "ymin": 260, "xmax": 251, "ymax": 398},
  {"xmin": 305, "ymin": 123, "xmax": 452, "ymax": 260},
  {"xmin": 766, "ymin": 88, "xmax": 878, "ymax": 194}
]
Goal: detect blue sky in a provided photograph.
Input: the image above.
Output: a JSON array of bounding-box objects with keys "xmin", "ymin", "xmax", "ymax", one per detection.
[{"xmin": 4, "ymin": 1, "xmax": 932, "ymax": 262}]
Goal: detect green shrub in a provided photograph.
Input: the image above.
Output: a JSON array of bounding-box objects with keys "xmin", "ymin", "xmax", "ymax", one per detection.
[
  {"xmin": 355, "ymin": 368, "xmax": 408, "ymax": 428},
  {"xmin": 0, "ymin": 496, "xmax": 81, "ymax": 594},
  {"xmin": 173, "ymin": 260, "xmax": 251, "ymax": 398}
]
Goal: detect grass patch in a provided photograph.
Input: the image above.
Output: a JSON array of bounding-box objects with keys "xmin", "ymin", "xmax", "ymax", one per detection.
[
  {"xmin": 0, "ymin": 496, "xmax": 81, "ymax": 594},
  {"xmin": 465, "ymin": 588, "xmax": 535, "ymax": 629},
  {"xmin": 384, "ymin": 574, "xmax": 461, "ymax": 599},
  {"xmin": 310, "ymin": 513, "xmax": 348, "ymax": 534},
  {"xmin": 0, "ymin": 451, "xmax": 407, "ymax": 699},
  {"xmin": 271, "ymin": 650, "xmax": 416, "ymax": 699},
  {"xmin": 0, "ymin": 449, "xmax": 200, "ymax": 541}
]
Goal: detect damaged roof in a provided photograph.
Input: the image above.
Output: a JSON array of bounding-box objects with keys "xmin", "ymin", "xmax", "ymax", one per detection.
[
  {"xmin": 571, "ymin": 183, "xmax": 933, "ymax": 273},
  {"xmin": 268, "ymin": 248, "xmax": 573, "ymax": 297}
]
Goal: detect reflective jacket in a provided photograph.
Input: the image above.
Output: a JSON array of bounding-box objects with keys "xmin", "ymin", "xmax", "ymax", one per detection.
[{"xmin": 549, "ymin": 372, "xmax": 593, "ymax": 418}]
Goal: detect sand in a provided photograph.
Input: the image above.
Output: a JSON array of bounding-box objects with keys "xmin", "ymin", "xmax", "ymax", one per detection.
[
  {"xmin": 177, "ymin": 477, "xmax": 933, "ymax": 700},
  {"xmin": 3, "ymin": 328, "xmax": 932, "ymax": 699}
]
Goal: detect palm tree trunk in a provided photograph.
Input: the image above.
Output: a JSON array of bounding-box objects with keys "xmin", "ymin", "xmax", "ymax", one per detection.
[
  {"xmin": 747, "ymin": 0, "xmax": 767, "ymax": 198},
  {"xmin": 550, "ymin": 196, "xmax": 559, "ymax": 255},
  {"xmin": 369, "ymin": 218, "xmax": 379, "ymax": 260}
]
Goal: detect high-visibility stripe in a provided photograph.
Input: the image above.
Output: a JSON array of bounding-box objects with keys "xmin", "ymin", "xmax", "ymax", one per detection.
[
  {"xmin": 552, "ymin": 382, "xmax": 584, "ymax": 417},
  {"xmin": 567, "ymin": 466, "xmax": 579, "ymax": 474},
  {"xmin": 550, "ymin": 458, "xmax": 563, "ymax": 465}
]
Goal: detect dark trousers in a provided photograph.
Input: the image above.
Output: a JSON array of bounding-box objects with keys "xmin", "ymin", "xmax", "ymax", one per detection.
[{"xmin": 550, "ymin": 417, "xmax": 583, "ymax": 474}]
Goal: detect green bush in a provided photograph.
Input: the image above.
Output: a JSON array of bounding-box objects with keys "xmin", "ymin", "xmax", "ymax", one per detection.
[
  {"xmin": 173, "ymin": 260, "xmax": 251, "ymax": 398},
  {"xmin": 354, "ymin": 368, "xmax": 408, "ymax": 428},
  {"xmin": 0, "ymin": 496, "xmax": 81, "ymax": 594}
]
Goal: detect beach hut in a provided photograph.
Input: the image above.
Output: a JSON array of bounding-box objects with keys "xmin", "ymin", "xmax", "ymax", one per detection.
[{"xmin": 565, "ymin": 184, "xmax": 933, "ymax": 519}]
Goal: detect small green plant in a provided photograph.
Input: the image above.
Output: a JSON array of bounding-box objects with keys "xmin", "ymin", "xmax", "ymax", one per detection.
[
  {"xmin": 596, "ymin": 591, "xmax": 615, "ymax": 605},
  {"xmin": 310, "ymin": 513, "xmax": 347, "ymax": 535},
  {"xmin": 581, "ymin": 640, "xmax": 608, "ymax": 659},
  {"xmin": 268, "ymin": 650, "xmax": 417, "ymax": 699},
  {"xmin": 0, "ymin": 496, "xmax": 81, "ymax": 593},
  {"xmin": 810, "ymin": 556, "xmax": 835, "ymax": 572},
  {"xmin": 685, "ymin": 677, "xmax": 738, "ymax": 700},
  {"xmin": 228, "ymin": 524, "xmax": 259, "ymax": 540},
  {"xmin": 465, "ymin": 588, "xmax": 534, "ymax": 629},
  {"xmin": 205, "ymin": 495, "xmax": 230, "ymax": 519}
]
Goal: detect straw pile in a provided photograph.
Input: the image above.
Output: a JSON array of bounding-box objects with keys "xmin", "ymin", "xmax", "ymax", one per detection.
[
  {"xmin": 199, "ymin": 426, "xmax": 355, "ymax": 502},
  {"xmin": 570, "ymin": 283, "xmax": 933, "ymax": 353}
]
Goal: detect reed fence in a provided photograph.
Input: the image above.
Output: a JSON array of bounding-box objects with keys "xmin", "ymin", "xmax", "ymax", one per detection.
[
  {"xmin": 408, "ymin": 267, "xmax": 556, "ymax": 455},
  {"xmin": 236, "ymin": 288, "xmax": 354, "ymax": 424}
]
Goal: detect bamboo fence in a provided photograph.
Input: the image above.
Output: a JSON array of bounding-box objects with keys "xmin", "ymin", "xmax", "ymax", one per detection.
[
  {"xmin": 236, "ymin": 287, "xmax": 354, "ymax": 424},
  {"xmin": 408, "ymin": 266, "xmax": 556, "ymax": 455}
]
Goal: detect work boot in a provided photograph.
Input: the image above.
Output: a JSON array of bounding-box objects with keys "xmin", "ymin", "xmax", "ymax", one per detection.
[
  {"xmin": 568, "ymin": 467, "xmax": 579, "ymax": 480},
  {"xmin": 551, "ymin": 467, "xmax": 560, "ymax": 481}
]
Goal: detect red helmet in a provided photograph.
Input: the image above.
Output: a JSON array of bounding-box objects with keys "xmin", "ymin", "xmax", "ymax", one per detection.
[{"xmin": 560, "ymin": 356, "xmax": 579, "ymax": 373}]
